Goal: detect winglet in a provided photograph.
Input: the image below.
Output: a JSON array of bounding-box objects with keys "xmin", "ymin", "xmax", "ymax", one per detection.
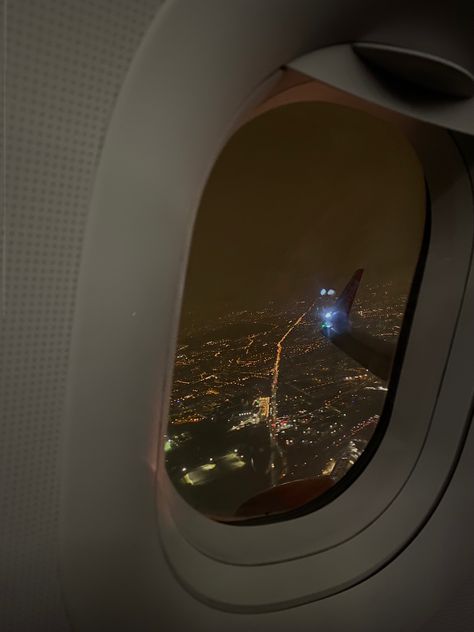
[{"xmin": 335, "ymin": 269, "xmax": 364, "ymax": 316}]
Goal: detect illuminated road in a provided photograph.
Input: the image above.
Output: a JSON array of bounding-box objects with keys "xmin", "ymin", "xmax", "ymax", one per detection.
[
  {"xmin": 268, "ymin": 302, "xmax": 315, "ymax": 484},
  {"xmin": 244, "ymin": 334, "xmax": 257, "ymax": 355},
  {"xmin": 271, "ymin": 302, "xmax": 315, "ymax": 425}
]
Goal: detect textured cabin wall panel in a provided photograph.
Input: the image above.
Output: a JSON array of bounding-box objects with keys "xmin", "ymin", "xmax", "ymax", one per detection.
[
  {"xmin": 0, "ymin": 2, "xmax": 163, "ymax": 630},
  {"xmin": 1, "ymin": 2, "xmax": 474, "ymax": 631},
  {"xmin": 418, "ymin": 573, "xmax": 474, "ymax": 632}
]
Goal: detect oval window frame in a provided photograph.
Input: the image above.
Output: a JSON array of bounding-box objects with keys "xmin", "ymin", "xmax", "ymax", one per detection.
[
  {"xmin": 158, "ymin": 78, "xmax": 474, "ymax": 610},
  {"xmin": 58, "ymin": 0, "xmax": 474, "ymax": 621},
  {"xmin": 163, "ymin": 82, "xmax": 430, "ymax": 526}
]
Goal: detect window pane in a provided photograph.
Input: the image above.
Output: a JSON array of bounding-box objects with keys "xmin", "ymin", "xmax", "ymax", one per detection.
[{"xmin": 165, "ymin": 101, "xmax": 426, "ymax": 522}]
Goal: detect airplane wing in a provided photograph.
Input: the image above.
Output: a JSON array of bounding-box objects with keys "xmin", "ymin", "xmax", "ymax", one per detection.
[
  {"xmin": 321, "ymin": 269, "xmax": 395, "ymax": 381},
  {"xmin": 335, "ymin": 268, "xmax": 364, "ymax": 315}
]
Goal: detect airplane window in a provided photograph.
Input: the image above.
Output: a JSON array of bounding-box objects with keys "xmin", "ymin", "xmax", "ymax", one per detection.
[{"xmin": 164, "ymin": 100, "xmax": 427, "ymax": 522}]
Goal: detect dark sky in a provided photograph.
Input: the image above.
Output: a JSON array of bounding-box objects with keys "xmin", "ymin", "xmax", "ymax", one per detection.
[{"xmin": 181, "ymin": 101, "xmax": 426, "ymax": 324}]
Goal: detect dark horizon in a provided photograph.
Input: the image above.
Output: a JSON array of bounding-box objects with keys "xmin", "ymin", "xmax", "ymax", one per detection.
[{"xmin": 180, "ymin": 100, "xmax": 425, "ymax": 326}]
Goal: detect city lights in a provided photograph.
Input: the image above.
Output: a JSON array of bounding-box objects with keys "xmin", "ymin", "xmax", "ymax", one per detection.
[{"xmin": 165, "ymin": 282, "xmax": 405, "ymax": 516}]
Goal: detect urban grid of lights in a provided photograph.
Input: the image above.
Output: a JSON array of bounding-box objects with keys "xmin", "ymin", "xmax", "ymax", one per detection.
[{"xmin": 166, "ymin": 282, "xmax": 404, "ymax": 505}]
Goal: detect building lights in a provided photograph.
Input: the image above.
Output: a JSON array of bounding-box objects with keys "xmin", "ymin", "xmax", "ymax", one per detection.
[{"xmin": 168, "ymin": 283, "xmax": 403, "ymax": 512}]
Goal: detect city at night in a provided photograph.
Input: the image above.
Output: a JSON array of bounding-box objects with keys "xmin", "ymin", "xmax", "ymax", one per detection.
[
  {"xmin": 165, "ymin": 100, "xmax": 425, "ymax": 519},
  {"xmin": 166, "ymin": 281, "xmax": 406, "ymax": 518}
]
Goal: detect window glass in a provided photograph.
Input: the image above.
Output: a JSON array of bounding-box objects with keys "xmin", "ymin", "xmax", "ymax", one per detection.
[{"xmin": 165, "ymin": 100, "xmax": 426, "ymax": 521}]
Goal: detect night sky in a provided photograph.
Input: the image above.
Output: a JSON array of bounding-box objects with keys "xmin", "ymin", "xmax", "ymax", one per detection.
[{"xmin": 181, "ymin": 100, "xmax": 426, "ymax": 324}]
